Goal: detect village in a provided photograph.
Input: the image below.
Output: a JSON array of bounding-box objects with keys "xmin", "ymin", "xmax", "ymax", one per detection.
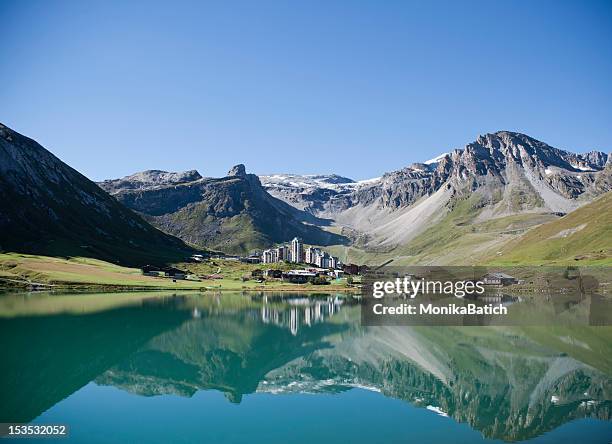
[
  {"xmin": 141, "ymin": 237, "xmax": 367, "ymax": 287},
  {"xmin": 199, "ymin": 237, "xmax": 359, "ymax": 284},
  {"xmin": 139, "ymin": 236, "xmax": 531, "ymax": 293}
]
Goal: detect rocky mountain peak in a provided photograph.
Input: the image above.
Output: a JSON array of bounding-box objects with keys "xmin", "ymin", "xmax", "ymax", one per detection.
[
  {"xmin": 261, "ymin": 131, "xmax": 611, "ymax": 229},
  {"xmin": 97, "ymin": 169, "xmax": 203, "ymax": 194},
  {"xmin": 227, "ymin": 164, "xmax": 247, "ymax": 177},
  {"xmin": 309, "ymin": 174, "xmax": 355, "ymax": 185},
  {"xmin": 129, "ymin": 169, "xmax": 202, "ymax": 184}
]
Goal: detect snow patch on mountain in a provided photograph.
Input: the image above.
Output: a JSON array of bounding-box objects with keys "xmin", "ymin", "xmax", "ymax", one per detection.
[
  {"xmin": 260, "ymin": 173, "xmax": 381, "ymax": 192},
  {"xmin": 424, "ymin": 152, "xmax": 450, "ymax": 165}
]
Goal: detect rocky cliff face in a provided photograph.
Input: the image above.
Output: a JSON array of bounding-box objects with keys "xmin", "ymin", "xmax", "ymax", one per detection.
[
  {"xmin": 100, "ymin": 165, "xmax": 347, "ymax": 254},
  {"xmin": 264, "ymin": 132, "xmax": 609, "ymax": 214},
  {"xmin": 0, "ymin": 123, "xmax": 192, "ymax": 265},
  {"xmin": 261, "ymin": 131, "xmax": 611, "ymax": 254}
]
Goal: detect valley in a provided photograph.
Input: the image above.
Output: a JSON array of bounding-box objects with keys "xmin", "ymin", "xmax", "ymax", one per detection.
[{"xmin": 1, "ymin": 123, "xmax": 611, "ymax": 273}]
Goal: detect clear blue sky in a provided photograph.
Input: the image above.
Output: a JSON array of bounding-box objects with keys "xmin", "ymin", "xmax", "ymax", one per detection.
[{"xmin": 1, "ymin": 0, "xmax": 611, "ymax": 181}]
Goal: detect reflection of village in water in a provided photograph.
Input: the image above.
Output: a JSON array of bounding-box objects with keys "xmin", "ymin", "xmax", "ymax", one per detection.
[
  {"xmin": 260, "ymin": 296, "xmax": 344, "ymax": 335},
  {"xmin": 190, "ymin": 294, "xmax": 345, "ymax": 335}
]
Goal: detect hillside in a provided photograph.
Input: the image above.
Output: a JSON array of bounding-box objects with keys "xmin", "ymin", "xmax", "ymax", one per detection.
[
  {"xmin": 0, "ymin": 123, "xmax": 194, "ymax": 266},
  {"xmin": 490, "ymin": 191, "xmax": 612, "ymax": 265},
  {"xmin": 100, "ymin": 165, "xmax": 347, "ymax": 254}
]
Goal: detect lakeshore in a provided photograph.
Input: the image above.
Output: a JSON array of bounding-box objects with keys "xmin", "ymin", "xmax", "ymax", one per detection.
[{"xmin": 0, "ymin": 253, "xmax": 361, "ymax": 293}]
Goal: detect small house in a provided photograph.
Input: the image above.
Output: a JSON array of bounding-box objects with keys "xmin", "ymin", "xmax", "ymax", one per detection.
[
  {"xmin": 163, "ymin": 267, "xmax": 187, "ymax": 280},
  {"xmin": 482, "ymin": 272, "xmax": 518, "ymax": 286},
  {"xmin": 141, "ymin": 265, "xmax": 161, "ymax": 277},
  {"xmin": 283, "ymin": 270, "xmax": 317, "ymax": 284}
]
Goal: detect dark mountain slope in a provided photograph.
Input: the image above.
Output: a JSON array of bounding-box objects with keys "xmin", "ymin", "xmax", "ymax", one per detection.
[{"xmin": 0, "ymin": 123, "xmax": 193, "ymax": 265}]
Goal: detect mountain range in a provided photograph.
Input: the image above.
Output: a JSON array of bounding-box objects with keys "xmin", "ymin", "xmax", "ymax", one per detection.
[
  {"xmin": 259, "ymin": 131, "xmax": 611, "ymax": 264},
  {"xmin": 101, "ymin": 130, "xmax": 611, "ymax": 264},
  {"xmin": 1, "ymin": 122, "xmax": 610, "ymax": 265},
  {"xmin": 98, "ymin": 164, "xmax": 346, "ymax": 254}
]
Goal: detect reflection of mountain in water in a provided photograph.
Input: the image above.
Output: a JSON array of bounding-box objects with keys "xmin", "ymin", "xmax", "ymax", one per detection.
[
  {"xmin": 96, "ymin": 302, "xmax": 348, "ymax": 403},
  {"xmin": 94, "ymin": 301, "xmax": 611, "ymax": 442},
  {"xmin": 260, "ymin": 325, "xmax": 612, "ymax": 441},
  {"xmin": 0, "ymin": 297, "xmax": 190, "ymax": 423},
  {"xmin": 1, "ymin": 293, "xmax": 610, "ymax": 442}
]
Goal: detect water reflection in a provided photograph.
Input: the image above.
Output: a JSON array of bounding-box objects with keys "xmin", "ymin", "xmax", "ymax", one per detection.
[
  {"xmin": 260, "ymin": 296, "xmax": 343, "ymax": 335},
  {"xmin": 0, "ymin": 291, "xmax": 610, "ymax": 442}
]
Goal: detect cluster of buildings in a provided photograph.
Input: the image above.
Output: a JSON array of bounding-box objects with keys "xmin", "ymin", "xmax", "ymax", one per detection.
[
  {"xmin": 141, "ymin": 265, "xmax": 187, "ymax": 280},
  {"xmin": 260, "ymin": 237, "xmax": 340, "ymax": 269}
]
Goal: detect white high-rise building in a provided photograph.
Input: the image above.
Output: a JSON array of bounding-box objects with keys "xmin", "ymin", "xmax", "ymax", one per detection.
[
  {"xmin": 305, "ymin": 246, "xmax": 320, "ymax": 265},
  {"xmin": 290, "ymin": 237, "xmax": 304, "ymax": 263},
  {"xmin": 261, "ymin": 249, "xmax": 277, "ymax": 264},
  {"xmin": 315, "ymin": 250, "xmax": 329, "ymax": 268},
  {"xmin": 276, "ymin": 245, "xmax": 289, "ymax": 262}
]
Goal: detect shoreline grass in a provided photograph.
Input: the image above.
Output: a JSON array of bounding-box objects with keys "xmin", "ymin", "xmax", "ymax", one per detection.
[{"xmin": 0, "ymin": 253, "xmax": 359, "ymax": 293}]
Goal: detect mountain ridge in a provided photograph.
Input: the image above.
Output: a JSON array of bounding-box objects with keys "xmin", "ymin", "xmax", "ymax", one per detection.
[
  {"xmin": 2, "ymin": 122, "xmax": 609, "ymax": 264},
  {"xmin": 99, "ymin": 164, "xmax": 347, "ymax": 254},
  {"xmin": 0, "ymin": 123, "xmax": 194, "ymax": 265},
  {"xmin": 259, "ymin": 131, "xmax": 610, "ymax": 263}
]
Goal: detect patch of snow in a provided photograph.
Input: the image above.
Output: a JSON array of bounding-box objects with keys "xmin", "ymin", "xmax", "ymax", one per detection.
[
  {"xmin": 347, "ymin": 383, "xmax": 382, "ymax": 393},
  {"xmin": 260, "ymin": 173, "xmax": 383, "ymax": 198},
  {"xmin": 572, "ymin": 164, "xmax": 595, "ymax": 171},
  {"xmin": 551, "ymin": 395, "xmax": 560, "ymax": 404},
  {"xmin": 353, "ymin": 176, "xmax": 382, "ymax": 186},
  {"xmin": 426, "ymin": 406, "xmax": 449, "ymax": 417},
  {"xmin": 545, "ymin": 168, "xmax": 553, "ymax": 176},
  {"xmin": 260, "ymin": 173, "xmax": 364, "ymax": 193},
  {"xmin": 424, "ymin": 153, "xmax": 449, "ymax": 165}
]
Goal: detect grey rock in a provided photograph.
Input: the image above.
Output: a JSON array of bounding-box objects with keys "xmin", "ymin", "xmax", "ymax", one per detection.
[{"xmin": 227, "ymin": 164, "xmax": 247, "ymax": 177}]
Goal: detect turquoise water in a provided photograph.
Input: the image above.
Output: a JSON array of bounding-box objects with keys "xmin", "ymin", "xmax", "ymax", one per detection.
[{"xmin": 1, "ymin": 291, "xmax": 611, "ymax": 443}]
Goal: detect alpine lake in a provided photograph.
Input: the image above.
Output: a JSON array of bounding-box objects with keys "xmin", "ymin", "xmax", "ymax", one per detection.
[{"xmin": 1, "ymin": 290, "xmax": 611, "ymax": 443}]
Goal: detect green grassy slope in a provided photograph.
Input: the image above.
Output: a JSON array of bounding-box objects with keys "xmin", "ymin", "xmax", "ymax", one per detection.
[
  {"xmin": 489, "ymin": 191, "xmax": 612, "ymax": 265},
  {"xmin": 0, "ymin": 253, "xmax": 354, "ymax": 291}
]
